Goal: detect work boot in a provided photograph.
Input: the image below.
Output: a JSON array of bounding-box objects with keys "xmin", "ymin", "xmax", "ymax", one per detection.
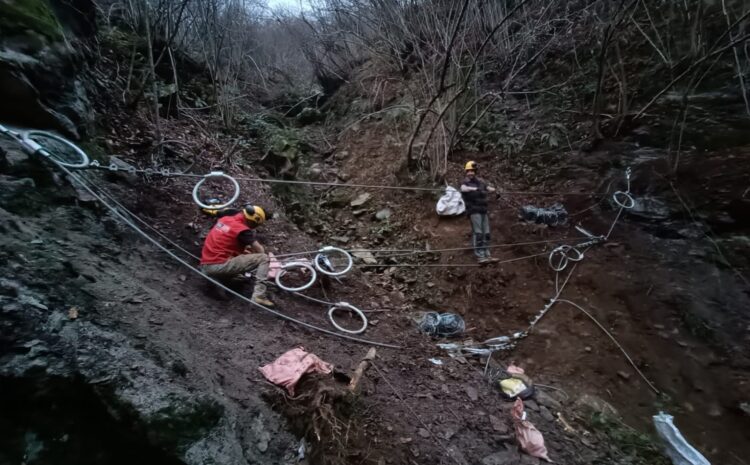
[
  {"xmin": 478, "ymin": 256, "xmax": 490, "ymax": 265},
  {"xmin": 251, "ymin": 282, "xmax": 273, "ymax": 307},
  {"xmin": 473, "ymin": 233, "xmax": 485, "ymax": 258},
  {"xmin": 251, "ymin": 294, "xmax": 274, "ymax": 307}
]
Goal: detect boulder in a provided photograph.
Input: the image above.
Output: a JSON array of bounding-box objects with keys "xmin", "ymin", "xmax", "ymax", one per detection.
[
  {"xmin": 350, "ymin": 192, "xmax": 372, "ymax": 207},
  {"xmin": 375, "ymin": 208, "xmax": 392, "ymax": 221},
  {"xmin": 352, "ymin": 251, "xmax": 378, "ymax": 265},
  {"xmin": 0, "ymin": 0, "xmax": 95, "ymax": 138}
]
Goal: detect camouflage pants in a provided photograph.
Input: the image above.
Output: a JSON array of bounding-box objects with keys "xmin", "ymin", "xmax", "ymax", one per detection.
[{"xmin": 201, "ymin": 253, "xmax": 270, "ymax": 297}]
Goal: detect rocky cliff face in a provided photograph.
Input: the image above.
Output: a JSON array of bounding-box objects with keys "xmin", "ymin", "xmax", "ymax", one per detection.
[
  {"xmin": 0, "ymin": 0, "xmax": 95, "ymax": 138},
  {"xmin": 0, "ymin": 140, "xmax": 297, "ymax": 464}
]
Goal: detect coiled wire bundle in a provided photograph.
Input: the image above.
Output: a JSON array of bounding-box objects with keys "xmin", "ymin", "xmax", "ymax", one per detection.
[{"xmin": 418, "ymin": 312, "xmax": 466, "ymax": 337}]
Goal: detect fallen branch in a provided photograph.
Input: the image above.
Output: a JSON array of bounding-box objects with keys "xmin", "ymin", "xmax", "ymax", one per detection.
[{"xmin": 348, "ymin": 347, "xmax": 376, "ymax": 393}]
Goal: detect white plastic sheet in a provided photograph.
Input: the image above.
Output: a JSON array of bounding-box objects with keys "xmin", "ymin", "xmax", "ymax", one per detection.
[
  {"xmin": 436, "ymin": 186, "xmax": 465, "ymax": 216},
  {"xmin": 653, "ymin": 412, "xmax": 710, "ymax": 465}
]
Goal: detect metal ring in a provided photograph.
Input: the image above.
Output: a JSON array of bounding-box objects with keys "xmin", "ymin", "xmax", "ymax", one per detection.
[
  {"xmin": 613, "ymin": 191, "xmax": 635, "ymax": 209},
  {"xmin": 314, "ymin": 246, "xmax": 353, "ymax": 276},
  {"xmin": 192, "ymin": 171, "xmax": 240, "ymax": 209},
  {"xmin": 22, "ymin": 130, "xmax": 90, "ymax": 168},
  {"xmin": 566, "ymin": 245, "xmax": 584, "ymax": 262},
  {"xmin": 275, "ymin": 262, "xmax": 317, "ymax": 292},
  {"xmin": 90, "ymin": 160, "xmax": 100, "ymax": 167},
  {"xmin": 328, "ymin": 302, "xmax": 368, "ymax": 334},
  {"xmin": 548, "ymin": 246, "xmax": 569, "ymax": 272},
  {"xmin": 108, "ymin": 163, "xmax": 118, "ymax": 171}
]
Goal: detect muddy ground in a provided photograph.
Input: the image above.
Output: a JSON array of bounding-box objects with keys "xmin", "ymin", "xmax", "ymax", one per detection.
[{"xmin": 327, "ymin": 121, "xmax": 750, "ymax": 464}]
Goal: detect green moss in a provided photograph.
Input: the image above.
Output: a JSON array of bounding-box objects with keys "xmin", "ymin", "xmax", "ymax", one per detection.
[
  {"xmin": 588, "ymin": 412, "xmax": 670, "ymax": 465},
  {"xmin": 0, "ymin": 0, "xmax": 63, "ymax": 42},
  {"xmin": 100, "ymin": 27, "xmax": 138, "ymax": 48}
]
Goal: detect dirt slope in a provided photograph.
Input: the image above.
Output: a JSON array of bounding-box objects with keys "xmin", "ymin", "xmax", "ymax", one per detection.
[{"xmin": 323, "ymin": 118, "xmax": 750, "ymax": 465}]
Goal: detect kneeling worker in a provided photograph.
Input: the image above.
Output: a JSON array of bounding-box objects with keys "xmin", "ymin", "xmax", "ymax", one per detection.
[
  {"xmin": 200, "ymin": 204, "xmax": 274, "ymax": 306},
  {"xmin": 461, "ymin": 161, "xmax": 499, "ymax": 263}
]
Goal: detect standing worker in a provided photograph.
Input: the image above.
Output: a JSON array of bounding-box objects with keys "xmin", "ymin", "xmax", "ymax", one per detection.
[
  {"xmin": 200, "ymin": 204, "xmax": 274, "ymax": 306},
  {"xmin": 461, "ymin": 161, "xmax": 499, "ymax": 263}
]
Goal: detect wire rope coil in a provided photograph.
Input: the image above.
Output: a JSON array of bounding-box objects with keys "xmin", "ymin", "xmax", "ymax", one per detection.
[
  {"xmin": 22, "ymin": 131, "xmax": 90, "ymax": 168},
  {"xmin": 314, "ymin": 246, "xmax": 353, "ymax": 276},
  {"xmin": 192, "ymin": 171, "xmax": 240, "ymax": 209},
  {"xmin": 548, "ymin": 245, "xmax": 584, "ymax": 272},
  {"xmin": 613, "ymin": 190, "xmax": 635, "ymax": 209},
  {"xmin": 275, "ymin": 261, "xmax": 317, "ymax": 292},
  {"xmin": 327, "ymin": 302, "xmax": 368, "ymax": 334}
]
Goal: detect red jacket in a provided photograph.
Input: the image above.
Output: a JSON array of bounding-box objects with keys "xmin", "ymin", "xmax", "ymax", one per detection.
[{"xmin": 200, "ymin": 212, "xmax": 251, "ymax": 265}]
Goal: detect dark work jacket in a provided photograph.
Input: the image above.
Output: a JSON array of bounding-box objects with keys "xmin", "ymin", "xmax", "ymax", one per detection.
[{"xmin": 461, "ymin": 177, "xmax": 488, "ymax": 215}]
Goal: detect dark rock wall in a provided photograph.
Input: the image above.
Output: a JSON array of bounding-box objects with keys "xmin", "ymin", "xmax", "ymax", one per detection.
[{"xmin": 0, "ymin": 0, "xmax": 96, "ymax": 138}]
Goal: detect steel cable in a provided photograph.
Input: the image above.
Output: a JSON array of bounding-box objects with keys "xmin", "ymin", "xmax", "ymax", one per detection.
[
  {"xmin": 63, "ymin": 165, "xmax": 402, "ymax": 349},
  {"xmin": 83, "ymin": 161, "xmax": 604, "ymax": 196}
]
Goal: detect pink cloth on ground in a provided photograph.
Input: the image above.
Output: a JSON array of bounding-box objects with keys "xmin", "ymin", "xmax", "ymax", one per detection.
[
  {"xmin": 512, "ymin": 398, "xmax": 551, "ymax": 461},
  {"xmin": 259, "ymin": 347, "xmax": 333, "ymax": 396},
  {"xmin": 267, "ymin": 253, "xmax": 282, "ymax": 279},
  {"xmin": 507, "ymin": 364, "xmax": 525, "ymax": 375}
]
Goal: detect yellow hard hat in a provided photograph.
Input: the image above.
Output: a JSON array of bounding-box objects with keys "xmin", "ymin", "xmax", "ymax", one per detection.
[
  {"xmin": 464, "ymin": 161, "xmax": 478, "ymax": 171},
  {"xmin": 243, "ymin": 205, "xmax": 266, "ymax": 225}
]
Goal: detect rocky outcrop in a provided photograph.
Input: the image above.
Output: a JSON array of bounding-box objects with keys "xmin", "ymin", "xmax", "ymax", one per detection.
[
  {"xmin": 0, "ymin": 0, "xmax": 95, "ymax": 138},
  {"xmin": 0, "ymin": 145, "xmax": 297, "ymax": 464}
]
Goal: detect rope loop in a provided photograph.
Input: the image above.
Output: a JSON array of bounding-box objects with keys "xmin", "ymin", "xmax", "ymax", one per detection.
[
  {"xmin": 613, "ymin": 190, "xmax": 635, "ymax": 209},
  {"xmin": 548, "ymin": 245, "xmax": 584, "ymax": 272},
  {"xmin": 22, "ymin": 130, "xmax": 90, "ymax": 168},
  {"xmin": 192, "ymin": 171, "xmax": 240, "ymax": 209},
  {"xmin": 328, "ymin": 302, "xmax": 368, "ymax": 334},
  {"xmin": 548, "ymin": 246, "xmax": 569, "ymax": 271},
  {"xmin": 314, "ymin": 246, "xmax": 353, "ymax": 276},
  {"xmin": 275, "ymin": 261, "xmax": 317, "ymax": 292}
]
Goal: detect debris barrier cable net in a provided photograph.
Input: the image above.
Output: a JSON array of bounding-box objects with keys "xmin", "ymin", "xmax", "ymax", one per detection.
[{"xmin": 63, "ymin": 166, "xmax": 402, "ymax": 349}]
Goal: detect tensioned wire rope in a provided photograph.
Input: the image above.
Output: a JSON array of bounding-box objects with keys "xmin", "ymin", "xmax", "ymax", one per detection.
[
  {"xmin": 76, "ymin": 170, "xmax": 375, "ymax": 311},
  {"xmin": 84, "ymin": 155, "xmax": 607, "ymax": 263},
  {"xmin": 80, "ymin": 174, "xmax": 560, "ymax": 317},
  {"xmin": 78, "ymin": 176, "xmax": 382, "ymax": 311},
  {"xmin": 8, "ymin": 127, "xmax": 660, "ymax": 385},
  {"xmin": 63, "ymin": 165, "xmax": 402, "ymax": 349},
  {"xmin": 455, "ymin": 168, "xmax": 661, "ymax": 394},
  {"xmin": 82, "ymin": 166, "xmax": 587, "ymax": 269},
  {"xmin": 78, "ymin": 150, "xmax": 633, "ymax": 335},
  {"xmin": 270, "ymin": 237, "xmax": 590, "ymax": 260},
  {"xmin": 81, "ymin": 172, "xmax": 563, "ymax": 275},
  {"xmin": 82, "ymin": 160, "xmax": 605, "ymax": 196}
]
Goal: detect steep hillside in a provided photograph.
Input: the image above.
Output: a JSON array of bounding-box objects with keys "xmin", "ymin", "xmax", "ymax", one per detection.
[{"xmin": 2, "ymin": 1, "xmax": 749, "ymax": 465}]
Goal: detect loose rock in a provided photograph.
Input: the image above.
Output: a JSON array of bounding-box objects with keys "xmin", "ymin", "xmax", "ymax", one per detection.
[
  {"xmin": 375, "ymin": 208, "xmax": 392, "ymax": 221},
  {"xmin": 350, "ymin": 193, "xmax": 372, "ymax": 207}
]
